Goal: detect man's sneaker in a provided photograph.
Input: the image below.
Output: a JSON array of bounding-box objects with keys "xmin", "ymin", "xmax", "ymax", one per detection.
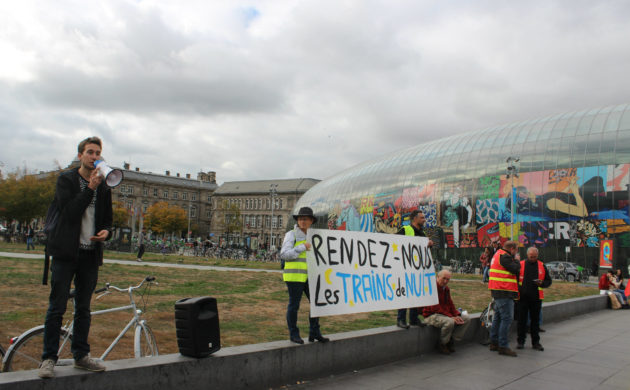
[
  {"xmin": 38, "ymin": 359, "xmax": 56, "ymax": 379},
  {"xmin": 498, "ymin": 347, "xmax": 517, "ymax": 357},
  {"xmin": 489, "ymin": 342, "xmax": 499, "ymax": 351},
  {"xmin": 396, "ymin": 320, "xmax": 410, "ymax": 329},
  {"xmin": 74, "ymin": 356, "xmax": 106, "ymax": 372}
]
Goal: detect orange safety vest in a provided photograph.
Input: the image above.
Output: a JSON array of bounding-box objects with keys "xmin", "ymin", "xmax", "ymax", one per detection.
[
  {"xmin": 488, "ymin": 249, "xmax": 519, "ymax": 293},
  {"xmin": 519, "ymin": 260, "xmax": 545, "ymax": 300}
]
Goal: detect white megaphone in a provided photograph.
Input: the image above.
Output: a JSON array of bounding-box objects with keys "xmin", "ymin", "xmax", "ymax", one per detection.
[{"xmin": 94, "ymin": 160, "xmax": 124, "ymax": 188}]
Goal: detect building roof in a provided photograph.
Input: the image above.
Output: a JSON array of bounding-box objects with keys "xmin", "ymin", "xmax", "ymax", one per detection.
[
  {"xmin": 215, "ymin": 178, "xmax": 320, "ymax": 195},
  {"xmin": 121, "ymin": 169, "xmax": 218, "ymax": 191}
]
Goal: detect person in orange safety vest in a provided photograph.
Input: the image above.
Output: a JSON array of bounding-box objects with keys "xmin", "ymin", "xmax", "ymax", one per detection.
[
  {"xmin": 488, "ymin": 240, "xmax": 521, "ymax": 357},
  {"xmin": 516, "ymin": 247, "xmax": 551, "ymax": 351}
]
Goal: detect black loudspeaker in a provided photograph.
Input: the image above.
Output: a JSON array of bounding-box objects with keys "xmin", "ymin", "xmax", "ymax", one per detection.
[{"xmin": 175, "ymin": 297, "xmax": 221, "ymax": 358}]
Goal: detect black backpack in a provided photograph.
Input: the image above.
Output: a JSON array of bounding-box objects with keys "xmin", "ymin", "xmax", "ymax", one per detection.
[{"xmin": 42, "ymin": 199, "xmax": 60, "ymax": 285}]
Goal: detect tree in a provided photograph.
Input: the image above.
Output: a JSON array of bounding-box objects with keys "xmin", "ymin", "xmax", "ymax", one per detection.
[
  {"xmin": 145, "ymin": 201, "xmax": 187, "ymax": 236},
  {"xmin": 219, "ymin": 200, "xmax": 242, "ymax": 235},
  {"xmin": 112, "ymin": 201, "xmax": 130, "ymax": 228},
  {"xmin": 0, "ymin": 168, "xmax": 56, "ymax": 225}
]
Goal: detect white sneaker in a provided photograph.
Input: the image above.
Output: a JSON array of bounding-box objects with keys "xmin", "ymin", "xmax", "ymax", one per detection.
[
  {"xmin": 38, "ymin": 359, "xmax": 55, "ymax": 379},
  {"xmin": 74, "ymin": 355, "xmax": 106, "ymax": 372}
]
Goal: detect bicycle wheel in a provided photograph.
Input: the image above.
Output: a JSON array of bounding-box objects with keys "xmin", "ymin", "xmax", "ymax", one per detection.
[
  {"xmin": 134, "ymin": 323, "xmax": 158, "ymax": 358},
  {"xmin": 2, "ymin": 326, "xmax": 71, "ymax": 372}
]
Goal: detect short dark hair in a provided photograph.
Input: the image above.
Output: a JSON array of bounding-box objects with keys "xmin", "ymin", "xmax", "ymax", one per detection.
[
  {"xmin": 503, "ymin": 240, "xmax": 518, "ymax": 251},
  {"xmin": 78, "ymin": 136, "xmax": 102, "ymax": 154},
  {"xmin": 409, "ymin": 210, "xmax": 424, "ymax": 220}
]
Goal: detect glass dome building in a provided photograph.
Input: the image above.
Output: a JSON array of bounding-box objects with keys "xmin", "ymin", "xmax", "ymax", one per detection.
[{"xmin": 295, "ymin": 103, "xmax": 630, "ymax": 268}]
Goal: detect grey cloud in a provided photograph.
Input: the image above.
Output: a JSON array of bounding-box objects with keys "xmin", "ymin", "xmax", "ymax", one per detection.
[{"xmin": 17, "ymin": 64, "xmax": 286, "ymax": 115}]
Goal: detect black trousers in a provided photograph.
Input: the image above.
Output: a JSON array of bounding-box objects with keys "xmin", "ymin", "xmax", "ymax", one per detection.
[
  {"xmin": 517, "ymin": 295, "xmax": 542, "ymax": 345},
  {"xmin": 42, "ymin": 250, "xmax": 100, "ymax": 361},
  {"xmin": 137, "ymin": 244, "xmax": 146, "ymax": 259}
]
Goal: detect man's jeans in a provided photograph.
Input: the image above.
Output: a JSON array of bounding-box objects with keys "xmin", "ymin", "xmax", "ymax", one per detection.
[
  {"xmin": 42, "ymin": 251, "xmax": 99, "ymax": 361},
  {"xmin": 482, "ymin": 266, "xmax": 490, "ymax": 283},
  {"xmin": 489, "ymin": 298, "xmax": 514, "ymax": 348},
  {"xmin": 286, "ymin": 281, "xmax": 321, "ymax": 339}
]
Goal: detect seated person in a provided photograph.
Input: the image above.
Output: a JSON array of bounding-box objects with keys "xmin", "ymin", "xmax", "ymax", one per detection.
[
  {"xmin": 614, "ymin": 269, "xmax": 626, "ymax": 290},
  {"xmin": 609, "ymin": 271, "xmax": 629, "ymax": 308},
  {"xmin": 422, "ymin": 270, "xmax": 470, "ymax": 354},
  {"xmin": 598, "ymin": 272, "xmax": 611, "ymax": 291}
]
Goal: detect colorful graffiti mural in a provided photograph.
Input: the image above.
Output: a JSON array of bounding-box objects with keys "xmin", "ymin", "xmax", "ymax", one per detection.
[{"xmin": 326, "ymin": 163, "xmax": 630, "ymax": 248}]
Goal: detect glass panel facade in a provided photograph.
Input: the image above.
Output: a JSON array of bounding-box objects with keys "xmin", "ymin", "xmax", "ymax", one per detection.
[{"xmin": 296, "ymin": 104, "xmax": 630, "ymax": 266}]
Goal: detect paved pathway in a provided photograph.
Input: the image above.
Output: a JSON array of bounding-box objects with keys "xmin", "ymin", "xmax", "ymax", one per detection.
[
  {"xmin": 287, "ymin": 310, "xmax": 630, "ymax": 390},
  {"xmin": 0, "ymin": 251, "xmax": 281, "ymax": 273}
]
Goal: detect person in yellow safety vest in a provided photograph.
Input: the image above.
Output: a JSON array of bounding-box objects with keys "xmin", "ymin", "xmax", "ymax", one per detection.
[
  {"xmin": 488, "ymin": 240, "xmax": 520, "ymax": 357},
  {"xmin": 280, "ymin": 207, "xmax": 329, "ymax": 345},
  {"xmin": 516, "ymin": 247, "xmax": 552, "ymax": 351},
  {"xmin": 395, "ymin": 210, "xmax": 433, "ymax": 329}
]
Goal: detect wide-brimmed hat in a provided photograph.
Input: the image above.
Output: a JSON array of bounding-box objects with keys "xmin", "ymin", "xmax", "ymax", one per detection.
[{"xmin": 293, "ymin": 207, "xmax": 317, "ymax": 223}]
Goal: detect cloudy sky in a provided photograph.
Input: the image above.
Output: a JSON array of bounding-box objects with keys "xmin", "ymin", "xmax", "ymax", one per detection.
[{"xmin": 1, "ymin": 0, "xmax": 629, "ymax": 183}]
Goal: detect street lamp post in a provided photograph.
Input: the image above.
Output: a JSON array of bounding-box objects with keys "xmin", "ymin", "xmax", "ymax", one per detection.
[
  {"xmin": 269, "ymin": 184, "xmax": 278, "ymax": 251},
  {"xmin": 506, "ymin": 156, "xmax": 520, "ymax": 241}
]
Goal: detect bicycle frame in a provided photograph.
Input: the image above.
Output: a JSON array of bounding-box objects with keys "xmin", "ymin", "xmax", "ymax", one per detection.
[
  {"xmin": 60, "ymin": 305, "xmax": 142, "ymax": 361},
  {"xmin": 57, "ymin": 278, "xmax": 153, "ymax": 361}
]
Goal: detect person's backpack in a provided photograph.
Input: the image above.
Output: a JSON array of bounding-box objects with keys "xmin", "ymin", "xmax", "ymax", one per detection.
[{"xmin": 42, "ymin": 199, "xmax": 60, "ymax": 285}]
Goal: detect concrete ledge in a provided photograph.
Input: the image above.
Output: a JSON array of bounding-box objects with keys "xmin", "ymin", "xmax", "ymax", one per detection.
[{"xmin": 0, "ymin": 294, "xmax": 608, "ymax": 390}]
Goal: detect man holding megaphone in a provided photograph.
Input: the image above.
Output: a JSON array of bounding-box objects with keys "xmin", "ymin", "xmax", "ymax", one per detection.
[{"xmin": 39, "ymin": 136, "xmax": 113, "ymax": 379}]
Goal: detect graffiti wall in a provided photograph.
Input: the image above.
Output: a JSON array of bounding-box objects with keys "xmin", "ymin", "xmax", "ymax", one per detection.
[{"xmin": 325, "ymin": 164, "xmax": 630, "ymax": 248}]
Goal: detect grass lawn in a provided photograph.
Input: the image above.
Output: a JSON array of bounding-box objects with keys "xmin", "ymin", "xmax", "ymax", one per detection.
[{"xmin": 0, "ymin": 250, "xmax": 598, "ymax": 367}]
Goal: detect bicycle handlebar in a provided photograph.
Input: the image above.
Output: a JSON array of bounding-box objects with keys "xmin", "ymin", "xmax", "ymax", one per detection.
[
  {"xmin": 94, "ymin": 286, "xmax": 108, "ymax": 294},
  {"xmin": 101, "ymin": 276, "xmax": 158, "ymax": 293}
]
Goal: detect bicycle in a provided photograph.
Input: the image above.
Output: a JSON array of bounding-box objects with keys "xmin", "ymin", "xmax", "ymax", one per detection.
[
  {"xmin": 449, "ymin": 259, "xmax": 461, "ymax": 273},
  {"xmin": 460, "ymin": 259, "xmax": 474, "ymax": 274},
  {"xmin": 2, "ymin": 276, "xmax": 159, "ymax": 372}
]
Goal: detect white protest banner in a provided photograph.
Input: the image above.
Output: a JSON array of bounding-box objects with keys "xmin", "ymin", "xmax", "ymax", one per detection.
[{"xmin": 306, "ymin": 228, "xmax": 438, "ymax": 317}]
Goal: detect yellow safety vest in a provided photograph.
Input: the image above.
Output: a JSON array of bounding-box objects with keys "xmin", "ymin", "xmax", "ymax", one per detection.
[
  {"xmin": 403, "ymin": 225, "xmax": 415, "ymax": 236},
  {"xmin": 282, "ymin": 229, "xmax": 308, "ymax": 283}
]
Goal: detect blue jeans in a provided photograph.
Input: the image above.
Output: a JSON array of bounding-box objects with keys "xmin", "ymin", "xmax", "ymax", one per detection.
[
  {"xmin": 286, "ymin": 282, "xmax": 321, "ymax": 340},
  {"xmin": 489, "ymin": 298, "xmax": 514, "ymax": 348},
  {"xmin": 42, "ymin": 250, "xmax": 99, "ymax": 361},
  {"xmin": 397, "ymin": 308, "xmax": 419, "ymax": 324},
  {"xmin": 26, "ymin": 237, "xmax": 35, "ymax": 250},
  {"xmin": 482, "ymin": 266, "xmax": 490, "ymax": 283}
]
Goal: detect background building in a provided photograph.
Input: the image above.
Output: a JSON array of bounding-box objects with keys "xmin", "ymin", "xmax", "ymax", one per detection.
[
  {"xmin": 295, "ymin": 103, "xmax": 630, "ymax": 270},
  {"xmin": 210, "ymin": 178, "xmax": 320, "ymax": 249},
  {"xmin": 113, "ymin": 164, "xmax": 218, "ymax": 236}
]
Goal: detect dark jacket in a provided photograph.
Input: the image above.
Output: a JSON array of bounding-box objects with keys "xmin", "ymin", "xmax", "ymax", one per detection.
[
  {"xmin": 519, "ymin": 260, "xmax": 552, "ymax": 299},
  {"xmin": 491, "ymin": 251, "xmax": 521, "ymax": 299},
  {"xmin": 47, "ymin": 168, "xmax": 113, "ymax": 264}
]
